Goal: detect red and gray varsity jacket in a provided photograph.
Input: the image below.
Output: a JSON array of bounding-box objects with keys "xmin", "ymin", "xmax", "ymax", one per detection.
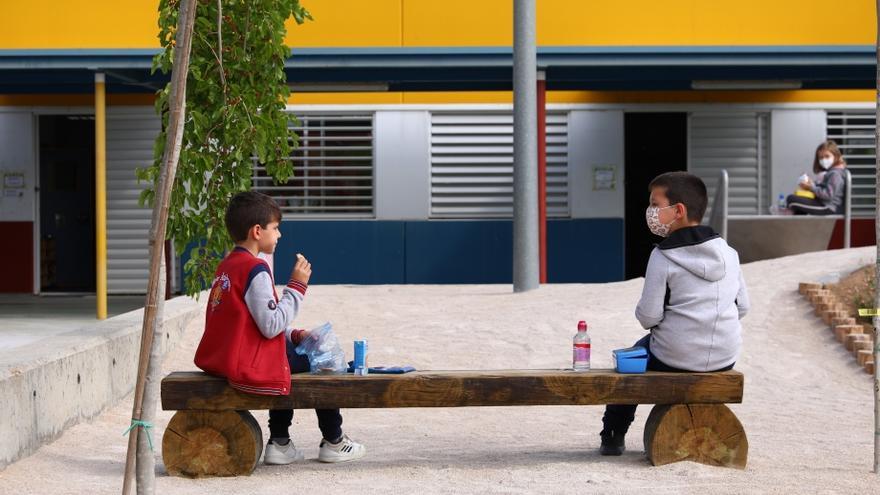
[{"xmin": 194, "ymin": 247, "xmax": 307, "ymax": 396}]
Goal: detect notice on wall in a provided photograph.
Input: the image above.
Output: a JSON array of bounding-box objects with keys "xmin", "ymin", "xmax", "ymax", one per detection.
[
  {"xmin": 3, "ymin": 172, "xmax": 25, "ymax": 189},
  {"xmin": 2, "ymin": 172, "xmax": 25, "ymax": 199},
  {"xmin": 592, "ymin": 165, "xmax": 616, "ymax": 191}
]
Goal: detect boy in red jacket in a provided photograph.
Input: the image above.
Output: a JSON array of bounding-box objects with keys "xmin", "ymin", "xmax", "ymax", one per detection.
[{"xmin": 194, "ymin": 191, "xmax": 365, "ymax": 465}]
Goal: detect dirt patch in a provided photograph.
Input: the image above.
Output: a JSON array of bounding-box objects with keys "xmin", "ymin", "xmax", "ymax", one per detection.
[{"xmin": 826, "ymin": 264, "xmax": 876, "ymax": 332}]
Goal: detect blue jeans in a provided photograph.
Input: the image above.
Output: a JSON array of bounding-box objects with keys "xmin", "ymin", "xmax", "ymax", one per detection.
[
  {"xmin": 268, "ymin": 340, "xmax": 343, "ymax": 442},
  {"xmin": 601, "ymin": 334, "xmax": 734, "ymax": 435}
]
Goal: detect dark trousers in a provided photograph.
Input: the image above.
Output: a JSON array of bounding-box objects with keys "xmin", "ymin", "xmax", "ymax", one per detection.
[
  {"xmin": 268, "ymin": 340, "xmax": 343, "ymax": 442},
  {"xmin": 601, "ymin": 334, "xmax": 734, "ymax": 435},
  {"xmin": 786, "ymin": 194, "xmax": 836, "ymax": 215}
]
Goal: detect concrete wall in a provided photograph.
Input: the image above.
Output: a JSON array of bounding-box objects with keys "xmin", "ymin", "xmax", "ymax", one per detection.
[{"xmin": 0, "ymin": 295, "xmax": 203, "ymax": 469}]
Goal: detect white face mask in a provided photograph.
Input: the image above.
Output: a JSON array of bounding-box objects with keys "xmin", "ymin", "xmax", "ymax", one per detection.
[
  {"xmin": 645, "ymin": 205, "xmax": 676, "ymax": 237},
  {"xmin": 819, "ymin": 157, "xmax": 834, "ymax": 170}
]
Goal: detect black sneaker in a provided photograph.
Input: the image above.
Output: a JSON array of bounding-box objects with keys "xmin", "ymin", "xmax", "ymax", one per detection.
[{"xmin": 599, "ymin": 429, "xmax": 625, "ymax": 456}]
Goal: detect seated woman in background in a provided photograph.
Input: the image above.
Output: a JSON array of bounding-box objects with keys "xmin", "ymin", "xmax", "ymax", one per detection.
[{"xmin": 786, "ymin": 140, "xmax": 847, "ymax": 215}]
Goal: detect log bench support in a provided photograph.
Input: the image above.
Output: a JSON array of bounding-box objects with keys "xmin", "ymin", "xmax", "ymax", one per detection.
[
  {"xmin": 162, "ymin": 410, "xmax": 263, "ymax": 478},
  {"xmin": 644, "ymin": 404, "xmax": 747, "ymax": 468},
  {"xmin": 161, "ymin": 370, "xmax": 747, "ymax": 477}
]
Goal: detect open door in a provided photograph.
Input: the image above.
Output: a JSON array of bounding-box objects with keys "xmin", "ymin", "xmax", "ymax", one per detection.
[
  {"xmin": 624, "ymin": 113, "xmax": 687, "ymax": 279},
  {"xmin": 39, "ymin": 115, "xmax": 96, "ymax": 292}
]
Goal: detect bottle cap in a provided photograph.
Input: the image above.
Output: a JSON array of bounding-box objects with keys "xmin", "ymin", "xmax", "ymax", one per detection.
[{"xmin": 577, "ymin": 321, "xmax": 587, "ymax": 331}]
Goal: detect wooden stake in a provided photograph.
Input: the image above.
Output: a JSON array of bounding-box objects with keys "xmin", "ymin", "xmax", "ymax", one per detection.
[
  {"xmin": 873, "ymin": 0, "xmax": 880, "ymax": 473},
  {"xmin": 122, "ymin": 1, "xmax": 197, "ymax": 493},
  {"xmin": 136, "ymin": 254, "xmax": 165, "ymax": 494}
]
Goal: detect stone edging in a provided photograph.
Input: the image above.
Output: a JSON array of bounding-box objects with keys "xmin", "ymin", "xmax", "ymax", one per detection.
[{"xmin": 799, "ymin": 282, "xmax": 875, "ymax": 375}]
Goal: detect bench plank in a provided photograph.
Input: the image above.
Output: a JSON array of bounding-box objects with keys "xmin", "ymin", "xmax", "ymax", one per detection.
[{"xmin": 161, "ymin": 370, "xmax": 744, "ymax": 411}]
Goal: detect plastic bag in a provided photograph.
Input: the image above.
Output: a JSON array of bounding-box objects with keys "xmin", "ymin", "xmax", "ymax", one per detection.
[{"xmin": 294, "ymin": 322, "xmax": 347, "ymax": 374}]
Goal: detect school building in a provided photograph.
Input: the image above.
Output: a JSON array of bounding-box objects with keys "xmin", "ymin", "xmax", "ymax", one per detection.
[{"xmin": 0, "ymin": 0, "xmax": 877, "ymax": 295}]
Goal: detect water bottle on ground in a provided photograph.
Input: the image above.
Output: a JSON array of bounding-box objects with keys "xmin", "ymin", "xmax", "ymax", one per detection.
[
  {"xmin": 770, "ymin": 193, "xmax": 786, "ymax": 215},
  {"xmin": 572, "ymin": 321, "xmax": 591, "ymax": 371}
]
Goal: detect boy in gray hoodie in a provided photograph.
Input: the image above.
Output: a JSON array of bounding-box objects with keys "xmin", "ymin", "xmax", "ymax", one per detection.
[{"xmin": 600, "ymin": 171, "xmax": 750, "ymax": 456}]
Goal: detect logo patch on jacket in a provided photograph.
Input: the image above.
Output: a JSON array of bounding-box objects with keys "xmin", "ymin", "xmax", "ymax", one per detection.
[{"xmin": 209, "ymin": 273, "xmax": 231, "ymax": 311}]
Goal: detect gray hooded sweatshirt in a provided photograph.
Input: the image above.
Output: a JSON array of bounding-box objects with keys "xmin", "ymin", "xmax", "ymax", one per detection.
[{"xmin": 635, "ymin": 226, "xmax": 750, "ymax": 371}]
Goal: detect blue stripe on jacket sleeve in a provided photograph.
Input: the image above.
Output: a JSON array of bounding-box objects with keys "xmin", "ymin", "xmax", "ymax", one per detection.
[{"xmin": 244, "ymin": 263, "xmax": 271, "ymax": 294}]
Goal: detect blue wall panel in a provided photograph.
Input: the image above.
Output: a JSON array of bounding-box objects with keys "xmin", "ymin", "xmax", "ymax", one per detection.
[
  {"xmin": 404, "ymin": 221, "xmax": 513, "ymax": 284},
  {"xmin": 547, "ymin": 219, "xmax": 624, "ymax": 282},
  {"xmin": 183, "ymin": 218, "xmax": 625, "ymax": 286},
  {"xmin": 275, "ymin": 221, "xmax": 405, "ymax": 284}
]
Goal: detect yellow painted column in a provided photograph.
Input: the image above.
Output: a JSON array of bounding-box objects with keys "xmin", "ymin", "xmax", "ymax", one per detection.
[{"xmin": 95, "ymin": 73, "xmax": 107, "ymax": 319}]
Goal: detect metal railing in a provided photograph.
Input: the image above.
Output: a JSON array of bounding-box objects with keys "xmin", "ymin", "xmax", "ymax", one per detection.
[
  {"xmin": 708, "ymin": 170, "xmax": 729, "ymax": 240},
  {"xmin": 710, "ymin": 169, "xmax": 851, "ymax": 248}
]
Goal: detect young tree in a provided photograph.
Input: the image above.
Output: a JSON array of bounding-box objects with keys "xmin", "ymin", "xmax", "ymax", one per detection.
[{"xmin": 141, "ymin": 0, "xmax": 312, "ymax": 295}]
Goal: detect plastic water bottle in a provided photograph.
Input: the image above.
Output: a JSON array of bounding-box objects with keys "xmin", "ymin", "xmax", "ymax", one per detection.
[
  {"xmin": 572, "ymin": 321, "xmax": 591, "ymax": 371},
  {"xmin": 770, "ymin": 193, "xmax": 786, "ymax": 214}
]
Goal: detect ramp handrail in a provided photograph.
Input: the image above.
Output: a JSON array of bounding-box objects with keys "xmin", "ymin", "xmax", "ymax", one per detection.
[
  {"xmin": 843, "ymin": 169, "xmax": 852, "ymax": 248},
  {"xmin": 708, "ymin": 170, "xmax": 729, "ymax": 239}
]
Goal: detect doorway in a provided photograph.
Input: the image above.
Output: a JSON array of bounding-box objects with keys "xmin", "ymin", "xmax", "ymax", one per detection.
[
  {"xmin": 624, "ymin": 113, "xmax": 687, "ymax": 279},
  {"xmin": 39, "ymin": 115, "xmax": 96, "ymax": 292}
]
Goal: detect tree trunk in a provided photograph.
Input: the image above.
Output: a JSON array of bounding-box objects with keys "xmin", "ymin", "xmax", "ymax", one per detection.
[{"xmin": 121, "ymin": 0, "xmax": 197, "ymax": 493}]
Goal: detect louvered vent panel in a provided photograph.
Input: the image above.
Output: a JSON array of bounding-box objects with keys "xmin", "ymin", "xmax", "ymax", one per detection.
[
  {"xmin": 430, "ymin": 112, "xmax": 569, "ymax": 218},
  {"xmin": 827, "ymin": 110, "xmax": 876, "ymax": 217},
  {"xmin": 689, "ymin": 112, "xmax": 770, "ymax": 217},
  {"xmin": 252, "ymin": 113, "xmax": 374, "ymax": 217},
  {"xmin": 106, "ymin": 107, "xmax": 159, "ymax": 294}
]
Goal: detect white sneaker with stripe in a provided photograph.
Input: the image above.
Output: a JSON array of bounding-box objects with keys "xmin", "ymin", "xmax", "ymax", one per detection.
[{"xmin": 317, "ymin": 434, "xmax": 366, "ymax": 463}]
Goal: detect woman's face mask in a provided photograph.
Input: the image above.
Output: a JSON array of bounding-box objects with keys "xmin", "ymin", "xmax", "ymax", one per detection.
[
  {"xmin": 819, "ymin": 157, "xmax": 834, "ymax": 170},
  {"xmin": 645, "ymin": 205, "xmax": 676, "ymax": 237}
]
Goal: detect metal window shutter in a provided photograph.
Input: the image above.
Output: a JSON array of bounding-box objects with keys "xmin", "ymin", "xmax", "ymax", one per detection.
[
  {"xmin": 689, "ymin": 112, "xmax": 769, "ymax": 217},
  {"xmin": 106, "ymin": 107, "xmax": 158, "ymax": 294},
  {"xmin": 430, "ymin": 112, "xmax": 569, "ymax": 218},
  {"xmin": 826, "ymin": 110, "xmax": 876, "ymax": 218},
  {"xmin": 252, "ymin": 113, "xmax": 375, "ymax": 217}
]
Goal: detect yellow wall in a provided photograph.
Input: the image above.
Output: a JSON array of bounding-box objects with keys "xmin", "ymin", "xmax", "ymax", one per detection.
[
  {"xmin": 399, "ymin": 0, "xmax": 876, "ymax": 46},
  {"xmin": 1, "ymin": 1, "xmax": 874, "ymax": 106},
  {"xmin": 0, "ymin": 89, "xmax": 874, "ymax": 107},
  {"xmin": 1, "ymin": 0, "xmax": 875, "ymax": 49},
  {"xmin": 289, "ymin": 89, "xmax": 877, "ymax": 105},
  {"xmin": 1, "ymin": 2, "xmax": 159, "ymax": 49}
]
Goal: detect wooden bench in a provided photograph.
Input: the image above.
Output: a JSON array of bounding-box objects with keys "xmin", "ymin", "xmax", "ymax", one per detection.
[{"xmin": 160, "ymin": 369, "xmax": 747, "ymax": 477}]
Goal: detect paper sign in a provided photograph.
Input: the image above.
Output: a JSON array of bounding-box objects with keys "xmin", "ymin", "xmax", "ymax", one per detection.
[
  {"xmin": 593, "ymin": 165, "xmax": 616, "ymax": 191},
  {"xmin": 3, "ymin": 173, "xmax": 24, "ymax": 189}
]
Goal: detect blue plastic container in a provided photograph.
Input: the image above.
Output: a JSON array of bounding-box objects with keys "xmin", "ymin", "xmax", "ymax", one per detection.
[{"xmin": 613, "ymin": 346, "xmax": 648, "ymax": 374}]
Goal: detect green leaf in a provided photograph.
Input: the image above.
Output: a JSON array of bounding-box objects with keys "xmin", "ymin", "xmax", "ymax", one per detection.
[{"xmin": 152, "ymin": 0, "xmax": 311, "ymax": 296}]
